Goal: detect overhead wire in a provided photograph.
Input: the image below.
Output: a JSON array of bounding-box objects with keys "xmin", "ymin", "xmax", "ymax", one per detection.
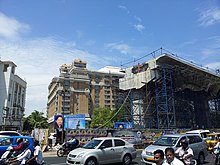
[{"xmin": 95, "ymin": 89, "xmax": 132, "ymax": 129}]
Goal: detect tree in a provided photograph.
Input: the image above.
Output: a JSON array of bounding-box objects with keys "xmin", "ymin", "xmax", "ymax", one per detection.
[
  {"xmin": 23, "ymin": 110, "xmax": 48, "ymax": 131},
  {"xmin": 90, "ymin": 107, "xmax": 115, "ymax": 128}
]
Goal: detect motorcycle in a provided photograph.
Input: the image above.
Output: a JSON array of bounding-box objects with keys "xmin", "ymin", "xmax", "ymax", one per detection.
[
  {"xmin": 0, "ymin": 146, "xmax": 14, "ymax": 165},
  {"xmin": 179, "ymin": 158, "xmax": 197, "ymax": 165},
  {"xmin": 57, "ymin": 139, "xmax": 80, "ymax": 157},
  {"xmin": 177, "ymin": 154, "xmax": 197, "ymax": 165},
  {"xmin": 213, "ymin": 147, "xmax": 220, "ymax": 165},
  {"xmin": 0, "ymin": 147, "xmax": 22, "ymax": 165}
]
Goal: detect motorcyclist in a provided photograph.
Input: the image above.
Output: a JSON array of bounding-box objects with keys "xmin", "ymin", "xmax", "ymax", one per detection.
[
  {"xmin": 7, "ymin": 141, "xmax": 31, "ymax": 165},
  {"xmin": 57, "ymin": 136, "xmax": 80, "ymax": 157},
  {"xmin": 11, "ymin": 138, "xmax": 24, "ymax": 157},
  {"xmin": 214, "ymin": 141, "xmax": 220, "ymax": 149},
  {"xmin": 175, "ymin": 138, "xmax": 194, "ymax": 165},
  {"xmin": 213, "ymin": 142, "xmax": 220, "ymax": 164},
  {"xmin": 67, "ymin": 136, "xmax": 79, "ymax": 150}
]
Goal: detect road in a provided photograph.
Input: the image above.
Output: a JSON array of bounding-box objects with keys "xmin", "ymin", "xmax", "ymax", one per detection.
[{"xmin": 43, "ymin": 150, "xmax": 215, "ymax": 165}]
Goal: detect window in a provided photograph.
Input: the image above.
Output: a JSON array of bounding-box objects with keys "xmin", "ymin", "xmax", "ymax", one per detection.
[
  {"xmin": 114, "ymin": 139, "xmax": 125, "ymax": 146},
  {"xmin": 194, "ymin": 136, "xmax": 202, "ymax": 143},
  {"xmin": 101, "ymin": 140, "xmax": 112, "ymax": 148},
  {"xmin": 3, "ymin": 64, "xmax": 9, "ymax": 72},
  {"xmin": 187, "ymin": 136, "xmax": 202, "ymax": 144},
  {"xmin": 8, "ymin": 94, "xmax": 11, "ymax": 102},
  {"xmin": 11, "ymin": 66, "xmax": 15, "ymax": 74},
  {"xmin": 0, "ymin": 138, "xmax": 13, "ymax": 146}
]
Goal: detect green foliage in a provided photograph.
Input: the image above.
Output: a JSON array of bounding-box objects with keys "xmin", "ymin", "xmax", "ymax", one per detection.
[
  {"xmin": 23, "ymin": 110, "xmax": 48, "ymax": 131},
  {"xmin": 90, "ymin": 107, "xmax": 115, "ymax": 128}
]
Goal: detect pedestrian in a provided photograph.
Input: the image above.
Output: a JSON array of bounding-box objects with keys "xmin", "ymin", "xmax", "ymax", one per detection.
[
  {"xmin": 152, "ymin": 149, "xmax": 164, "ymax": 165},
  {"xmin": 163, "ymin": 147, "xmax": 184, "ymax": 165}
]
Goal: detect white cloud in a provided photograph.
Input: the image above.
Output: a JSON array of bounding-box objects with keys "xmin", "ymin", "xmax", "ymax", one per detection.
[
  {"xmin": 118, "ymin": 5, "xmax": 130, "ymax": 14},
  {"xmin": 198, "ymin": 7, "xmax": 220, "ymax": 27},
  {"xmin": 0, "ymin": 12, "xmax": 30, "ymax": 39},
  {"xmin": 105, "ymin": 42, "xmax": 131, "ymax": 54},
  {"xmin": 134, "ymin": 24, "xmax": 145, "ymax": 32},
  {"xmin": 205, "ymin": 62, "xmax": 220, "ymax": 69},
  {"xmin": 180, "ymin": 39, "xmax": 198, "ymax": 48},
  {"xmin": 134, "ymin": 16, "xmax": 142, "ymax": 22},
  {"xmin": 0, "ymin": 35, "xmax": 108, "ymax": 116}
]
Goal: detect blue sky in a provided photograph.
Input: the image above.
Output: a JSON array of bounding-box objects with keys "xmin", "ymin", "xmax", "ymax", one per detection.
[{"xmin": 0, "ymin": 0, "xmax": 220, "ymax": 116}]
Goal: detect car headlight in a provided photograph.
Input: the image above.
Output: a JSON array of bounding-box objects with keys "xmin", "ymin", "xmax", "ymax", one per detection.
[
  {"xmin": 146, "ymin": 151, "xmax": 153, "ymax": 156},
  {"xmin": 77, "ymin": 153, "xmax": 85, "ymax": 158}
]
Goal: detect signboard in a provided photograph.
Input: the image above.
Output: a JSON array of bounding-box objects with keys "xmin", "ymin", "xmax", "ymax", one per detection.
[
  {"xmin": 111, "ymin": 129, "xmax": 142, "ymax": 144},
  {"xmin": 54, "ymin": 114, "xmax": 64, "ymax": 144},
  {"xmin": 114, "ymin": 122, "xmax": 133, "ymax": 129},
  {"xmin": 64, "ymin": 114, "xmax": 86, "ymax": 129}
]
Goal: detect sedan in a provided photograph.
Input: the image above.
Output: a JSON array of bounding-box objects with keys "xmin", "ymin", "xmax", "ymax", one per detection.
[{"xmin": 66, "ymin": 137, "xmax": 137, "ymax": 165}]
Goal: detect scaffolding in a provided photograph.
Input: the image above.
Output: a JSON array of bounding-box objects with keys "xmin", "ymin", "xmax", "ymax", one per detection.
[
  {"xmin": 118, "ymin": 48, "xmax": 220, "ymax": 129},
  {"xmin": 155, "ymin": 66, "xmax": 176, "ymax": 129}
]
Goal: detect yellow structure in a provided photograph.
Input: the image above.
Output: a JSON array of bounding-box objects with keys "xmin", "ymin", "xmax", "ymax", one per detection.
[{"xmin": 206, "ymin": 133, "xmax": 220, "ymax": 151}]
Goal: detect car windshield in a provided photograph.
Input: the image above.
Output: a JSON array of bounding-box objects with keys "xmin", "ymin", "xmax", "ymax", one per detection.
[
  {"xmin": 82, "ymin": 139, "xmax": 102, "ymax": 149},
  {"xmin": 153, "ymin": 136, "xmax": 179, "ymax": 146},
  {"xmin": 0, "ymin": 137, "xmax": 7, "ymax": 141},
  {"xmin": 207, "ymin": 136, "xmax": 217, "ymax": 140}
]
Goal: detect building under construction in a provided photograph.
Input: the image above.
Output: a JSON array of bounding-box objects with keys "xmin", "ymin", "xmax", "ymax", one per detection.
[{"xmin": 119, "ymin": 48, "xmax": 220, "ymax": 129}]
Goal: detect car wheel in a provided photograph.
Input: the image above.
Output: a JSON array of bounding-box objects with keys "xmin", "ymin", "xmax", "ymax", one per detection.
[
  {"xmin": 123, "ymin": 154, "xmax": 132, "ymax": 165},
  {"xmin": 57, "ymin": 149, "xmax": 64, "ymax": 157},
  {"xmin": 85, "ymin": 157, "xmax": 97, "ymax": 165},
  {"xmin": 197, "ymin": 153, "xmax": 205, "ymax": 164}
]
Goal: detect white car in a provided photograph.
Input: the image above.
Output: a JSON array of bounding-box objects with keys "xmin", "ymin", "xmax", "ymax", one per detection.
[
  {"xmin": 66, "ymin": 137, "xmax": 137, "ymax": 165},
  {"xmin": 0, "ymin": 131, "xmax": 21, "ymax": 136},
  {"xmin": 186, "ymin": 129, "xmax": 210, "ymax": 141},
  {"xmin": 141, "ymin": 134, "xmax": 208, "ymax": 164}
]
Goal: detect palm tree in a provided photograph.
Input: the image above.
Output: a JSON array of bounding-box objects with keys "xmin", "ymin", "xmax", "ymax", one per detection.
[{"xmin": 23, "ymin": 110, "xmax": 48, "ymax": 130}]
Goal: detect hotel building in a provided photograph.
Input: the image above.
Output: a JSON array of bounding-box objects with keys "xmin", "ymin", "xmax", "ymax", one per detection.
[{"xmin": 47, "ymin": 59, "xmax": 124, "ymax": 127}]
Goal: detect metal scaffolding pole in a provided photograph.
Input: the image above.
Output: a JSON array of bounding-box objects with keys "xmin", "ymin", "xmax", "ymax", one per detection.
[{"xmin": 155, "ymin": 67, "xmax": 176, "ymax": 129}]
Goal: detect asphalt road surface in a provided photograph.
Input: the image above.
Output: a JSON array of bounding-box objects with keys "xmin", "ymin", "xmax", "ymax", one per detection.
[{"xmin": 43, "ymin": 150, "xmax": 215, "ymax": 165}]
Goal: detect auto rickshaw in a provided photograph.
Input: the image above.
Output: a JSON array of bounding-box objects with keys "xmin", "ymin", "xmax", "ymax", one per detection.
[{"xmin": 206, "ymin": 133, "xmax": 220, "ymax": 151}]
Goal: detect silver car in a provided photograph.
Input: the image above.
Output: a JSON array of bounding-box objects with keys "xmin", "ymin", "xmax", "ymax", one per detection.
[
  {"xmin": 141, "ymin": 134, "xmax": 208, "ymax": 164},
  {"xmin": 66, "ymin": 137, "xmax": 137, "ymax": 165}
]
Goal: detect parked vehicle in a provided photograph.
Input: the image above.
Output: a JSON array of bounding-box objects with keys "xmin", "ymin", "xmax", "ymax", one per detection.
[
  {"xmin": 186, "ymin": 129, "xmax": 210, "ymax": 141},
  {"xmin": 0, "ymin": 131, "xmax": 21, "ymax": 136},
  {"xmin": 141, "ymin": 134, "xmax": 208, "ymax": 165},
  {"xmin": 206, "ymin": 133, "xmax": 220, "ymax": 151},
  {"xmin": 57, "ymin": 138, "xmax": 80, "ymax": 157},
  {"xmin": 66, "ymin": 137, "xmax": 137, "ymax": 165},
  {"xmin": 0, "ymin": 136, "xmax": 34, "ymax": 157}
]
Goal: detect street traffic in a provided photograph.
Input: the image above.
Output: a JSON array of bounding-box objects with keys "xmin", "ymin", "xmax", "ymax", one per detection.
[{"xmin": 43, "ymin": 150, "xmax": 215, "ymax": 165}]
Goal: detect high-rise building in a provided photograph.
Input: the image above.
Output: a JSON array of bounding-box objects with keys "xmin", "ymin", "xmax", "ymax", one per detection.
[
  {"xmin": 47, "ymin": 59, "xmax": 124, "ymax": 127},
  {"xmin": 0, "ymin": 60, "xmax": 26, "ymax": 130}
]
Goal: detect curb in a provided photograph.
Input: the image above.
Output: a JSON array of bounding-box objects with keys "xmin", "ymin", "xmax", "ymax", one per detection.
[{"xmin": 43, "ymin": 151, "xmax": 57, "ymax": 157}]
